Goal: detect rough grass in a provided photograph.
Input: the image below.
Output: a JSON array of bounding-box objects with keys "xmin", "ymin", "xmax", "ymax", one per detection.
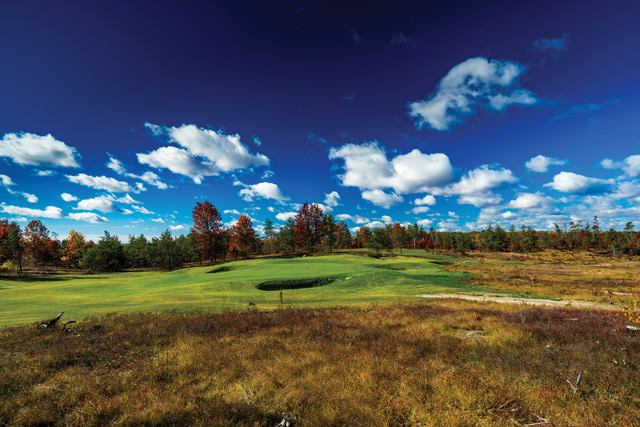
[
  {"xmin": 0, "ymin": 254, "xmax": 483, "ymax": 327},
  {"xmin": 447, "ymin": 250, "xmax": 640, "ymax": 304},
  {"xmin": 1, "ymin": 300, "xmax": 638, "ymax": 426}
]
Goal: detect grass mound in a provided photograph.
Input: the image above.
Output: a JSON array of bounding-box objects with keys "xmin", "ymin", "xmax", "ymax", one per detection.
[
  {"xmin": 207, "ymin": 266, "xmax": 236, "ymax": 273},
  {"xmin": 256, "ymin": 276, "xmax": 337, "ymax": 291}
]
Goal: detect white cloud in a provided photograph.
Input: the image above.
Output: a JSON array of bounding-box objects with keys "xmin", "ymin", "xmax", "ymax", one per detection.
[
  {"xmin": 501, "ymin": 211, "xmax": 517, "ymax": 219},
  {"xmin": 238, "ymin": 182, "xmax": 289, "ymax": 202},
  {"xmin": 361, "ymin": 189, "xmax": 403, "ymax": 208},
  {"xmin": 61, "ymin": 193, "xmax": 78, "ymax": 202},
  {"xmin": 137, "ymin": 146, "xmax": 219, "ymax": 184},
  {"xmin": 525, "ymin": 155, "xmax": 567, "ymax": 173},
  {"xmin": 67, "ymin": 212, "xmax": 109, "ymax": 223},
  {"xmin": 545, "ymin": 172, "xmax": 613, "ymax": 194},
  {"xmin": 138, "ymin": 123, "xmax": 270, "ymax": 184},
  {"xmin": 408, "ymin": 57, "xmax": 538, "ymax": 131},
  {"xmin": 417, "ymin": 219, "xmax": 433, "ymax": 228},
  {"xmin": 329, "ymin": 142, "xmax": 455, "ymax": 195},
  {"xmin": 411, "ymin": 206, "xmax": 430, "ymax": 214},
  {"xmin": 75, "ymin": 195, "xmax": 116, "ymax": 213},
  {"xmin": 435, "ymin": 165, "xmax": 517, "ymax": 196},
  {"xmin": 151, "ymin": 218, "xmax": 165, "ymax": 223},
  {"xmin": 0, "ymin": 203, "xmax": 63, "ymax": 219},
  {"xmin": 457, "ymin": 193, "xmax": 503, "ymax": 207},
  {"xmin": 324, "ymin": 191, "xmax": 341, "ymax": 207},
  {"xmin": 22, "ymin": 193, "xmax": 38, "ymax": 203},
  {"xmin": 335, "ymin": 214, "xmax": 370, "ymax": 224},
  {"xmin": 601, "ymin": 155, "xmax": 640, "ymax": 178},
  {"xmin": 0, "ymin": 132, "xmax": 81, "ymax": 167},
  {"xmin": 414, "ymin": 195, "xmax": 436, "ymax": 206},
  {"xmin": 508, "ymin": 192, "xmax": 555, "ymax": 211},
  {"xmin": 132, "ymin": 205, "xmax": 154, "ymax": 214},
  {"xmin": 276, "ymin": 211, "xmax": 297, "ymax": 221},
  {"xmin": 170, "ymin": 224, "xmax": 187, "ymax": 231},
  {"xmin": 66, "ymin": 173, "xmax": 137, "ymax": 193},
  {"xmin": 36, "ymin": 170, "xmax": 55, "ymax": 176},
  {"xmin": 0, "ymin": 174, "xmax": 15, "ymax": 187},
  {"xmin": 380, "ymin": 215, "xmax": 393, "ymax": 224},
  {"xmin": 107, "ymin": 154, "xmax": 169, "ymax": 189},
  {"xmin": 224, "ymin": 209, "xmax": 241, "ymax": 215}
]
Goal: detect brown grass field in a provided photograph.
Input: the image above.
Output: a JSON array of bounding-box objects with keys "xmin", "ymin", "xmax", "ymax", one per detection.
[{"xmin": 2, "ymin": 251, "xmax": 640, "ymax": 426}]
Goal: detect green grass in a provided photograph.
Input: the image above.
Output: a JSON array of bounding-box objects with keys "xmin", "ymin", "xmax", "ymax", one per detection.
[{"xmin": 0, "ymin": 253, "xmax": 492, "ymax": 327}]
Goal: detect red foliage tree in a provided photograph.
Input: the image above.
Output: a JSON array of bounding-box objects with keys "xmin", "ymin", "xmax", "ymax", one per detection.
[
  {"xmin": 294, "ymin": 202, "xmax": 325, "ymax": 252},
  {"xmin": 192, "ymin": 201, "xmax": 225, "ymax": 263},
  {"xmin": 24, "ymin": 220, "xmax": 50, "ymax": 265},
  {"xmin": 228, "ymin": 214, "xmax": 256, "ymax": 259}
]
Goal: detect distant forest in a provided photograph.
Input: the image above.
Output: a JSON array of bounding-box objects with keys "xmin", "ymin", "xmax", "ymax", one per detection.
[{"xmin": 2, "ymin": 201, "xmax": 639, "ymax": 273}]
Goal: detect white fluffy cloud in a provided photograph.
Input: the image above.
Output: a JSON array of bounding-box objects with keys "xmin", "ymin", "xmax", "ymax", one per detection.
[
  {"xmin": 61, "ymin": 193, "xmax": 78, "ymax": 202},
  {"xmin": 435, "ymin": 165, "xmax": 517, "ymax": 196},
  {"xmin": 0, "ymin": 174, "xmax": 14, "ymax": 187},
  {"xmin": 107, "ymin": 155, "xmax": 169, "ymax": 189},
  {"xmin": 545, "ymin": 172, "xmax": 613, "ymax": 194},
  {"xmin": 361, "ymin": 189, "xmax": 404, "ymax": 208},
  {"xmin": 508, "ymin": 192, "xmax": 556, "ymax": 211},
  {"xmin": 276, "ymin": 211, "xmax": 297, "ymax": 221},
  {"xmin": 67, "ymin": 212, "xmax": 109, "ymax": 223},
  {"xmin": 170, "ymin": 225, "xmax": 187, "ymax": 231},
  {"xmin": 0, "ymin": 203, "xmax": 63, "ymax": 219},
  {"xmin": 329, "ymin": 142, "xmax": 455, "ymax": 194},
  {"xmin": 411, "ymin": 206, "xmax": 430, "ymax": 214},
  {"xmin": 601, "ymin": 155, "xmax": 640, "ymax": 178},
  {"xmin": 335, "ymin": 214, "xmax": 370, "ymax": 224},
  {"xmin": 414, "ymin": 195, "xmax": 436, "ymax": 205},
  {"xmin": 75, "ymin": 196, "xmax": 116, "ymax": 213},
  {"xmin": 525, "ymin": 155, "xmax": 567, "ymax": 173},
  {"xmin": 138, "ymin": 123, "xmax": 270, "ymax": 184},
  {"xmin": 0, "ymin": 132, "xmax": 81, "ymax": 168},
  {"xmin": 224, "ymin": 209, "xmax": 241, "ymax": 215},
  {"xmin": 238, "ymin": 182, "xmax": 289, "ymax": 202},
  {"xmin": 66, "ymin": 173, "xmax": 137, "ymax": 193},
  {"xmin": 408, "ymin": 57, "xmax": 538, "ymax": 131},
  {"xmin": 324, "ymin": 191, "xmax": 341, "ymax": 207},
  {"xmin": 151, "ymin": 218, "xmax": 165, "ymax": 223}
]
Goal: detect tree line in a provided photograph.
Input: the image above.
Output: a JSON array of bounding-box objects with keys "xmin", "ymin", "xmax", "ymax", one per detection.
[{"xmin": 2, "ymin": 202, "xmax": 640, "ymax": 274}]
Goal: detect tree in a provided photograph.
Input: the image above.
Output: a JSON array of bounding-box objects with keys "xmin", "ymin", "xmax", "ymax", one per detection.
[
  {"xmin": 81, "ymin": 231, "xmax": 126, "ymax": 272},
  {"xmin": 24, "ymin": 220, "xmax": 50, "ymax": 265},
  {"xmin": 294, "ymin": 202, "xmax": 325, "ymax": 252},
  {"xmin": 0, "ymin": 220, "xmax": 23, "ymax": 274},
  {"xmin": 156, "ymin": 229, "xmax": 177, "ymax": 270},
  {"xmin": 278, "ymin": 218, "xmax": 296, "ymax": 252},
  {"xmin": 371, "ymin": 226, "xmax": 392, "ymax": 254},
  {"xmin": 391, "ymin": 223, "xmax": 407, "ymax": 255},
  {"xmin": 124, "ymin": 234, "xmax": 150, "ymax": 268},
  {"xmin": 229, "ymin": 214, "xmax": 256, "ymax": 259},
  {"xmin": 61, "ymin": 229, "xmax": 86, "ymax": 268},
  {"xmin": 356, "ymin": 226, "xmax": 371, "ymax": 248},
  {"xmin": 264, "ymin": 218, "xmax": 276, "ymax": 253},
  {"xmin": 192, "ymin": 201, "xmax": 225, "ymax": 263},
  {"xmin": 323, "ymin": 214, "xmax": 337, "ymax": 253},
  {"xmin": 336, "ymin": 221, "xmax": 351, "ymax": 249}
]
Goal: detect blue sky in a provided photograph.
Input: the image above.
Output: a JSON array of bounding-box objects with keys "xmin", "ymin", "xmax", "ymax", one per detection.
[{"xmin": 1, "ymin": 0, "xmax": 639, "ymax": 240}]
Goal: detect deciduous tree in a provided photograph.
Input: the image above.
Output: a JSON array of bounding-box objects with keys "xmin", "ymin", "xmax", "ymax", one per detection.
[
  {"xmin": 229, "ymin": 214, "xmax": 256, "ymax": 259},
  {"xmin": 192, "ymin": 201, "xmax": 225, "ymax": 263}
]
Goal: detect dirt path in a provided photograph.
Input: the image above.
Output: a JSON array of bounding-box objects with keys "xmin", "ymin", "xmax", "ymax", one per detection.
[{"xmin": 417, "ymin": 294, "xmax": 619, "ymax": 310}]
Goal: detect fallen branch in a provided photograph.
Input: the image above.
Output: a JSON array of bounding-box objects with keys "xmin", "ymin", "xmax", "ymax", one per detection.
[{"xmin": 38, "ymin": 312, "xmax": 64, "ymax": 329}]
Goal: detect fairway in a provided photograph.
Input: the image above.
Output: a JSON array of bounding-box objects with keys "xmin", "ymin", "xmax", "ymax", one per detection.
[{"xmin": 0, "ymin": 253, "xmax": 494, "ymax": 327}]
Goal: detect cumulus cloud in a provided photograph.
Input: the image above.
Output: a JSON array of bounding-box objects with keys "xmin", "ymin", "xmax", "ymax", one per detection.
[
  {"xmin": 224, "ymin": 209, "xmax": 241, "ymax": 215},
  {"xmin": 324, "ymin": 191, "xmax": 341, "ymax": 207},
  {"xmin": 21, "ymin": 193, "xmax": 38, "ymax": 203},
  {"xmin": 36, "ymin": 170, "xmax": 55, "ymax": 176},
  {"xmin": 532, "ymin": 33, "xmax": 570, "ymax": 52},
  {"xmin": 411, "ymin": 206, "xmax": 430, "ymax": 214},
  {"xmin": 417, "ymin": 219, "xmax": 433, "ymax": 228},
  {"xmin": 132, "ymin": 205, "xmax": 154, "ymax": 214},
  {"xmin": 361, "ymin": 189, "xmax": 403, "ymax": 208},
  {"xmin": 138, "ymin": 123, "xmax": 270, "ymax": 184},
  {"xmin": 414, "ymin": 195, "xmax": 436, "ymax": 205},
  {"xmin": 408, "ymin": 57, "xmax": 538, "ymax": 131},
  {"xmin": 435, "ymin": 165, "xmax": 517, "ymax": 196},
  {"xmin": 601, "ymin": 154, "xmax": 640, "ymax": 178},
  {"xmin": 0, "ymin": 174, "xmax": 15, "ymax": 187},
  {"xmin": 329, "ymin": 142, "xmax": 455, "ymax": 195},
  {"xmin": 238, "ymin": 182, "xmax": 289, "ymax": 202},
  {"xmin": 66, "ymin": 173, "xmax": 137, "ymax": 193},
  {"xmin": 508, "ymin": 192, "xmax": 556, "ymax": 213},
  {"xmin": 0, "ymin": 132, "xmax": 81, "ymax": 168},
  {"xmin": 525, "ymin": 155, "xmax": 567, "ymax": 173},
  {"xmin": 335, "ymin": 214, "xmax": 370, "ymax": 224},
  {"xmin": 170, "ymin": 224, "xmax": 187, "ymax": 231},
  {"xmin": 276, "ymin": 211, "xmax": 297, "ymax": 221},
  {"xmin": 67, "ymin": 212, "xmax": 109, "ymax": 223},
  {"xmin": 0, "ymin": 203, "xmax": 63, "ymax": 219},
  {"xmin": 107, "ymin": 154, "xmax": 169, "ymax": 189},
  {"xmin": 545, "ymin": 172, "xmax": 613, "ymax": 194},
  {"xmin": 151, "ymin": 218, "xmax": 165, "ymax": 223},
  {"xmin": 61, "ymin": 193, "xmax": 78, "ymax": 202},
  {"xmin": 74, "ymin": 196, "xmax": 116, "ymax": 213}
]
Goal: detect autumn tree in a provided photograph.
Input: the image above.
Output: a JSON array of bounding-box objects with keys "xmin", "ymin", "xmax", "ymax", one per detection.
[
  {"xmin": 335, "ymin": 221, "xmax": 351, "ymax": 249},
  {"xmin": 0, "ymin": 220, "xmax": 23, "ymax": 273},
  {"xmin": 356, "ymin": 226, "xmax": 371, "ymax": 248},
  {"xmin": 294, "ymin": 202, "xmax": 325, "ymax": 252},
  {"xmin": 391, "ymin": 223, "xmax": 407, "ymax": 255},
  {"xmin": 229, "ymin": 214, "xmax": 256, "ymax": 259},
  {"xmin": 24, "ymin": 220, "xmax": 51, "ymax": 265},
  {"xmin": 61, "ymin": 229, "xmax": 86, "ymax": 268},
  {"xmin": 192, "ymin": 201, "xmax": 225, "ymax": 264}
]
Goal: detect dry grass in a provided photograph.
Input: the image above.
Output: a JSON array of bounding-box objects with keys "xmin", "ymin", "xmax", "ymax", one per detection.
[
  {"xmin": 2, "ymin": 300, "xmax": 639, "ymax": 426},
  {"xmin": 448, "ymin": 250, "xmax": 640, "ymax": 304}
]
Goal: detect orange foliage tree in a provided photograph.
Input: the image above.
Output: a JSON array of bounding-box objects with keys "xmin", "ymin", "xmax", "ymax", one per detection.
[
  {"xmin": 192, "ymin": 201, "xmax": 225, "ymax": 263},
  {"xmin": 228, "ymin": 214, "xmax": 256, "ymax": 259}
]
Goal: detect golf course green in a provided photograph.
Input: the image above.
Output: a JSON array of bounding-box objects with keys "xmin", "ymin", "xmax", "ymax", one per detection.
[{"xmin": 0, "ymin": 253, "xmax": 491, "ymax": 327}]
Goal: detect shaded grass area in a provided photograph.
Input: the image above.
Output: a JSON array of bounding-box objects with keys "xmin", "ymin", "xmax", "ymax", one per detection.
[
  {"xmin": 0, "ymin": 254, "xmax": 487, "ymax": 328},
  {"xmin": 1, "ymin": 301, "xmax": 638, "ymax": 426}
]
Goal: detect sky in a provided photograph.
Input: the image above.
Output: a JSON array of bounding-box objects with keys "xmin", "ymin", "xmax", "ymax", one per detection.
[{"xmin": 1, "ymin": 0, "xmax": 639, "ymax": 241}]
